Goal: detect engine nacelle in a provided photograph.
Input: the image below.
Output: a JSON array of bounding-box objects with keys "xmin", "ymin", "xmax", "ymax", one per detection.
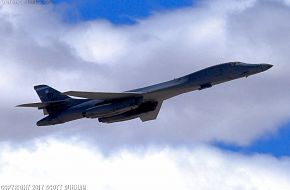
[
  {"xmin": 83, "ymin": 98, "xmax": 142, "ymax": 118},
  {"xmin": 98, "ymin": 101, "xmax": 158, "ymax": 123}
]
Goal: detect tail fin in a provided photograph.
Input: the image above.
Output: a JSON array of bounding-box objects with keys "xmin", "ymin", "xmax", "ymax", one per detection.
[{"xmin": 34, "ymin": 85, "xmax": 70, "ymax": 102}]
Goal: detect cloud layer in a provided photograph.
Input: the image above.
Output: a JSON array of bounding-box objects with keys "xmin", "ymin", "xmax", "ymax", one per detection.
[
  {"xmin": 1, "ymin": 1, "xmax": 290, "ymax": 188},
  {"xmin": 1, "ymin": 0, "xmax": 290, "ymax": 149},
  {"xmin": 1, "ymin": 140, "xmax": 290, "ymax": 189}
]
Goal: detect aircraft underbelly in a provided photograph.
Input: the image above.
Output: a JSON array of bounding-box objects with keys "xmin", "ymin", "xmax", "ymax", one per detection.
[
  {"xmin": 37, "ymin": 109, "xmax": 83, "ymax": 126},
  {"xmin": 143, "ymin": 84, "xmax": 200, "ymax": 100},
  {"xmin": 143, "ymin": 75, "xmax": 234, "ymax": 100}
]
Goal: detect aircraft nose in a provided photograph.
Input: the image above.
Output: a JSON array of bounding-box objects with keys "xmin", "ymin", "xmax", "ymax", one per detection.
[{"xmin": 260, "ymin": 63, "xmax": 273, "ymax": 71}]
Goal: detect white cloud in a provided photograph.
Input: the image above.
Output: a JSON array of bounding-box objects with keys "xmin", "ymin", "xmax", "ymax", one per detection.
[
  {"xmin": 63, "ymin": 21, "xmax": 131, "ymax": 64},
  {"xmin": 0, "ymin": 140, "xmax": 290, "ymax": 190},
  {"xmin": 2, "ymin": 2, "xmax": 290, "ymax": 189},
  {"xmin": 1, "ymin": 0, "xmax": 290, "ymax": 147}
]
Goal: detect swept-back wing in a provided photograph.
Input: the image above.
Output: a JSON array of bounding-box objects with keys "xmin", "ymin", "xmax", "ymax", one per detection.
[{"xmin": 63, "ymin": 91, "xmax": 142, "ymax": 100}]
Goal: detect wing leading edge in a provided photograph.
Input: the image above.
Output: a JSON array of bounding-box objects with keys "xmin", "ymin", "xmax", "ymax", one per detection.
[{"xmin": 63, "ymin": 91, "xmax": 142, "ymax": 100}]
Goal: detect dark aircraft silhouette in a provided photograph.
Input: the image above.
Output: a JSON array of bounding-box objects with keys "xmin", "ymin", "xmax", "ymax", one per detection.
[{"xmin": 17, "ymin": 62, "xmax": 272, "ymax": 126}]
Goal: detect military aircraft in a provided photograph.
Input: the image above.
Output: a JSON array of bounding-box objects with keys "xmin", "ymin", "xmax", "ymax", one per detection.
[{"xmin": 17, "ymin": 62, "xmax": 272, "ymax": 126}]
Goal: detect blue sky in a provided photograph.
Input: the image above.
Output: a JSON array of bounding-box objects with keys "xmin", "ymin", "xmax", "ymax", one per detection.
[
  {"xmin": 215, "ymin": 122, "xmax": 290, "ymax": 157},
  {"xmin": 2, "ymin": 0, "xmax": 290, "ymax": 187},
  {"xmin": 54, "ymin": 0, "xmax": 194, "ymax": 24},
  {"xmin": 51, "ymin": 0, "xmax": 290, "ymax": 157}
]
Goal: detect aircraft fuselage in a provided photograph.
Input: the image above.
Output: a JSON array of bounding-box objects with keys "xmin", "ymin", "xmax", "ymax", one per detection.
[{"xmin": 18, "ymin": 62, "xmax": 272, "ymax": 126}]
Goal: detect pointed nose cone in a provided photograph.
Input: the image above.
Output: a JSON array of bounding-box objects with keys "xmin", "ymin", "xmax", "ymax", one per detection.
[{"xmin": 260, "ymin": 63, "xmax": 273, "ymax": 71}]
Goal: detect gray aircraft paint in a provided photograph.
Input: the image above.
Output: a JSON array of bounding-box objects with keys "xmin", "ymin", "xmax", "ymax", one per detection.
[{"xmin": 17, "ymin": 62, "xmax": 272, "ymax": 126}]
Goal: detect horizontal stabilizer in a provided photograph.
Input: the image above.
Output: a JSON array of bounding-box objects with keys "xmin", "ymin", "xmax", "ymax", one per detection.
[
  {"xmin": 63, "ymin": 91, "xmax": 142, "ymax": 100},
  {"xmin": 16, "ymin": 100, "xmax": 68, "ymax": 109}
]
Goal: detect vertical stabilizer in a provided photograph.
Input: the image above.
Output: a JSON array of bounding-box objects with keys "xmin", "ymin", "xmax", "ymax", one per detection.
[{"xmin": 34, "ymin": 85, "xmax": 70, "ymax": 102}]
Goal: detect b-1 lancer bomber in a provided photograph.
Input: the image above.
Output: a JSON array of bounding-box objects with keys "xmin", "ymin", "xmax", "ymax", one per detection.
[{"xmin": 17, "ymin": 62, "xmax": 272, "ymax": 126}]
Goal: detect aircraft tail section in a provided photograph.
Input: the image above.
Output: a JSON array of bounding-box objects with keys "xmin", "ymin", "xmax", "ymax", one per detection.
[
  {"xmin": 34, "ymin": 85, "xmax": 70, "ymax": 102},
  {"xmin": 31, "ymin": 85, "xmax": 71, "ymax": 115}
]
